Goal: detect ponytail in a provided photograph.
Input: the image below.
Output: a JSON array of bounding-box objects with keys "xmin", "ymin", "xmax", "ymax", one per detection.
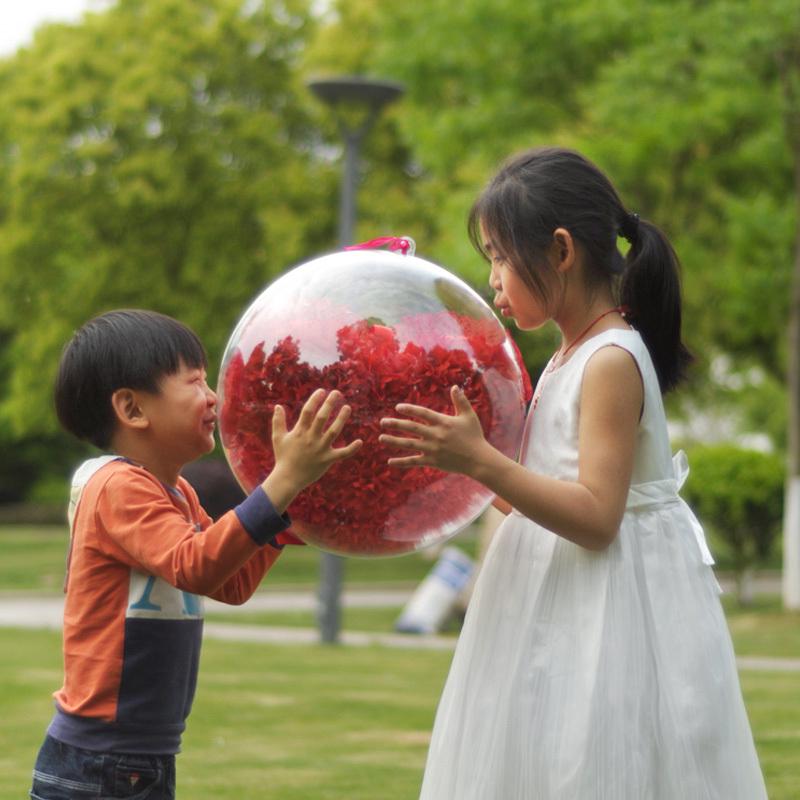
[
  {"xmin": 619, "ymin": 217, "xmax": 692, "ymax": 392},
  {"xmin": 471, "ymin": 147, "xmax": 693, "ymax": 392}
]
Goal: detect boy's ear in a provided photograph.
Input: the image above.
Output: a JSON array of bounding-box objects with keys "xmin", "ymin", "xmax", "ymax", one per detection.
[
  {"xmin": 551, "ymin": 227, "xmax": 577, "ymax": 273},
  {"xmin": 110, "ymin": 388, "xmax": 149, "ymax": 431}
]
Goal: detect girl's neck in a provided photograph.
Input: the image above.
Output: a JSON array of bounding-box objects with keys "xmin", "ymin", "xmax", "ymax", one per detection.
[{"xmin": 554, "ymin": 295, "xmax": 629, "ymax": 363}]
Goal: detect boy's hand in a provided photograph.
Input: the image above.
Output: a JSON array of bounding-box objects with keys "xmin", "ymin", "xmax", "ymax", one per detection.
[
  {"xmin": 261, "ymin": 389, "xmax": 362, "ymax": 513},
  {"xmin": 379, "ymin": 385, "xmax": 489, "ymax": 477}
]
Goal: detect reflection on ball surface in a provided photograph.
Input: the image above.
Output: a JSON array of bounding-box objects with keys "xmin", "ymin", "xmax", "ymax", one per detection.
[{"xmin": 219, "ymin": 249, "xmax": 529, "ymax": 557}]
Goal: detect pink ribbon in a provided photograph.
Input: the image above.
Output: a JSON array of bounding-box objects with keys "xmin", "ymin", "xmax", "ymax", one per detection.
[{"xmin": 344, "ymin": 236, "xmax": 415, "ymax": 255}]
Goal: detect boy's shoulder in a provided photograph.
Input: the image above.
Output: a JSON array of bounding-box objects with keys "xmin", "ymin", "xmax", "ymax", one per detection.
[
  {"xmin": 70, "ymin": 457, "xmax": 163, "ymax": 519},
  {"xmin": 75, "ymin": 456, "xmax": 155, "ymax": 493},
  {"xmin": 70, "ymin": 458, "xmax": 208, "ymax": 534},
  {"xmin": 79, "ymin": 458, "xmax": 203, "ymax": 511}
]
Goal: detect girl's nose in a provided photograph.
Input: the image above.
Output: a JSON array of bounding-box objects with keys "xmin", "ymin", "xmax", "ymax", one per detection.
[
  {"xmin": 206, "ymin": 385, "xmax": 217, "ymax": 406},
  {"xmin": 488, "ymin": 267, "xmax": 501, "ymax": 292}
]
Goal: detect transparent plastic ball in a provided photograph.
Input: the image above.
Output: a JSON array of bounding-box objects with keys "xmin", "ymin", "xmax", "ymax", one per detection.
[{"xmin": 218, "ymin": 247, "xmax": 529, "ymax": 557}]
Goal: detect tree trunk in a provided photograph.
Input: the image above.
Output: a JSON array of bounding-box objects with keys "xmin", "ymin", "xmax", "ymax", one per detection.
[
  {"xmin": 737, "ymin": 566, "xmax": 755, "ymax": 607},
  {"xmin": 782, "ymin": 199, "xmax": 800, "ymax": 608},
  {"xmin": 779, "ymin": 45, "xmax": 800, "ymax": 609}
]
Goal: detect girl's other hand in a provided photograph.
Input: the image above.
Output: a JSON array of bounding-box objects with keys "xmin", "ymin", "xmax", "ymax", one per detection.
[{"xmin": 379, "ymin": 386, "xmax": 488, "ymax": 476}]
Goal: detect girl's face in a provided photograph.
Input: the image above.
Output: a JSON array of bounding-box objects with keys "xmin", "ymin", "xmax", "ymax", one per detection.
[{"xmin": 482, "ymin": 223, "xmax": 554, "ymax": 331}]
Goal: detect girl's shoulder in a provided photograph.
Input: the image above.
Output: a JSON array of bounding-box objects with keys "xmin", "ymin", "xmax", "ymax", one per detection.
[
  {"xmin": 572, "ymin": 327, "xmax": 648, "ymax": 370},
  {"xmin": 580, "ymin": 327, "xmax": 663, "ymax": 402}
]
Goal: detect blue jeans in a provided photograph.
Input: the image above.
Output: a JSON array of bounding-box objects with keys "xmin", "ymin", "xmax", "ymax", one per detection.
[{"xmin": 30, "ymin": 735, "xmax": 176, "ymax": 799}]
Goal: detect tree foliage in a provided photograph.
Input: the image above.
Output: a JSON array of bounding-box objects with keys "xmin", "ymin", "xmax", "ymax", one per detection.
[
  {"xmin": 683, "ymin": 444, "xmax": 784, "ymax": 603},
  {"xmin": 0, "ymin": 0, "xmax": 331, "ymax": 438},
  {"xmin": 310, "ymin": 0, "xmax": 798, "ymax": 440},
  {"xmin": 0, "ymin": 0, "xmax": 797, "ymax": 501}
]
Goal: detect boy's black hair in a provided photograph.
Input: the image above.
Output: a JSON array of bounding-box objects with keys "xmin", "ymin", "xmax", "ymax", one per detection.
[{"xmin": 55, "ymin": 310, "xmax": 207, "ymax": 449}]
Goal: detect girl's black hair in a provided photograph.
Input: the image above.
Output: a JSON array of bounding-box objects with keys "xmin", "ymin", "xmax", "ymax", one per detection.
[
  {"xmin": 468, "ymin": 146, "xmax": 692, "ymax": 392},
  {"xmin": 55, "ymin": 309, "xmax": 207, "ymax": 449}
]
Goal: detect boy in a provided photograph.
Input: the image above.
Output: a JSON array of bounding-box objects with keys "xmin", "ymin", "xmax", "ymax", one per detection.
[{"xmin": 30, "ymin": 309, "xmax": 361, "ymax": 799}]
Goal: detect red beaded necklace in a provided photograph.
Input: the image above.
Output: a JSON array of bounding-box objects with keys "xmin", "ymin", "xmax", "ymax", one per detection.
[
  {"xmin": 554, "ymin": 305, "xmax": 627, "ymax": 367},
  {"xmin": 530, "ymin": 305, "xmax": 627, "ymax": 413}
]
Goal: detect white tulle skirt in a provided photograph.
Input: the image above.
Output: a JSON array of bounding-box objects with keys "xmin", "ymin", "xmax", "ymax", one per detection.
[{"xmin": 419, "ymin": 496, "xmax": 767, "ymax": 800}]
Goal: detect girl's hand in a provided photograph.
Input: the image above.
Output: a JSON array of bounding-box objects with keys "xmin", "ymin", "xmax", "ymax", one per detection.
[
  {"xmin": 262, "ymin": 389, "xmax": 362, "ymax": 512},
  {"xmin": 379, "ymin": 386, "xmax": 488, "ymax": 475}
]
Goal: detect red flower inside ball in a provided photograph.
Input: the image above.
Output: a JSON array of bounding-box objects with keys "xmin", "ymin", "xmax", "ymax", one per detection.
[{"xmin": 218, "ymin": 248, "xmax": 530, "ymax": 557}]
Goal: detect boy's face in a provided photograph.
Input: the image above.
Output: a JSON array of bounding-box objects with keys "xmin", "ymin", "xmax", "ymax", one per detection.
[{"xmin": 139, "ymin": 361, "xmax": 217, "ymax": 464}]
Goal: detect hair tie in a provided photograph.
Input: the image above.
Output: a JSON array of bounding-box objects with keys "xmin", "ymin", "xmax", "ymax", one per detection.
[{"xmin": 618, "ymin": 212, "xmax": 640, "ymax": 244}]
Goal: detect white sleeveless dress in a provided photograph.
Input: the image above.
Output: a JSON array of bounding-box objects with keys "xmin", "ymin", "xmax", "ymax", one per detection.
[{"xmin": 419, "ymin": 329, "xmax": 767, "ymax": 800}]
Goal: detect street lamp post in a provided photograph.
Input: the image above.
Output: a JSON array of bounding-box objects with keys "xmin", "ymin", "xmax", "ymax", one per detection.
[{"xmin": 307, "ymin": 76, "xmax": 405, "ymax": 643}]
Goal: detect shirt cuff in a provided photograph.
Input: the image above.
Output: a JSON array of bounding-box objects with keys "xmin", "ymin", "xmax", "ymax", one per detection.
[{"xmin": 234, "ymin": 488, "xmax": 291, "ymax": 547}]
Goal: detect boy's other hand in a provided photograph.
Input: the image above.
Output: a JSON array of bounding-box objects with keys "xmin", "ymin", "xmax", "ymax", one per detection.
[{"xmin": 261, "ymin": 389, "xmax": 362, "ymax": 513}]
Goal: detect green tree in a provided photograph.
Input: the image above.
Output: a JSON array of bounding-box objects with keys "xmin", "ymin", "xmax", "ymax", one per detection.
[
  {"xmin": 2, "ymin": 0, "xmax": 798, "ymax": 515},
  {"xmin": 567, "ymin": 0, "xmax": 800, "ymax": 604},
  {"xmin": 308, "ymin": 1, "xmax": 800, "ymax": 609},
  {"xmin": 683, "ymin": 445, "xmax": 784, "ymax": 605},
  {"xmin": 307, "ymin": 0, "xmax": 798, "ymax": 408},
  {"xmin": 0, "ymin": 0, "xmax": 330, "ymax": 445},
  {"xmin": 305, "ymin": 0, "xmax": 648, "ymax": 373},
  {"xmin": 775, "ymin": 7, "xmax": 800, "ymax": 608}
]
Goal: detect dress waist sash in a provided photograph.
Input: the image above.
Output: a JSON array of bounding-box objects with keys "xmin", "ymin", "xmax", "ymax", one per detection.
[{"xmin": 626, "ymin": 450, "xmax": 715, "ymax": 567}]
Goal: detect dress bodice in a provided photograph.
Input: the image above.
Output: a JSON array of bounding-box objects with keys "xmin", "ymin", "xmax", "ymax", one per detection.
[{"xmin": 520, "ymin": 328, "xmax": 674, "ymax": 486}]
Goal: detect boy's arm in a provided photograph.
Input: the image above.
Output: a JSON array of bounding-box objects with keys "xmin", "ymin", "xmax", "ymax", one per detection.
[
  {"xmin": 192, "ymin": 490, "xmax": 285, "ymax": 605},
  {"xmin": 206, "ymin": 547, "xmax": 281, "ymax": 605},
  {"xmin": 96, "ymin": 389, "xmax": 360, "ymax": 597},
  {"xmin": 96, "ymin": 470, "xmax": 290, "ymax": 596}
]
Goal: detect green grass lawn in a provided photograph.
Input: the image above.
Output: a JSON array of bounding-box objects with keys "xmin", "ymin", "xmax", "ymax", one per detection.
[
  {"xmin": 2, "ymin": 525, "xmax": 800, "ymax": 798},
  {"xmin": 0, "ymin": 526, "xmax": 70, "ymax": 592},
  {"xmin": 1, "ymin": 628, "xmax": 449, "ymax": 800},
  {"xmin": 2, "ymin": 628, "xmax": 799, "ymax": 800},
  {"xmin": 206, "ymin": 605, "xmax": 403, "ymax": 631},
  {"xmin": 0, "ymin": 524, "xmax": 477, "ymax": 593},
  {"xmin": 204, "ymin": 606, "xmax": 467, "ymax": 636},
  {"xmin": 208, "ymin": 597, "xmax": 800, "ymax": 657},
  {"xmin": 722, "ymin": 594, "xmax": 800, "ymax": 658}
]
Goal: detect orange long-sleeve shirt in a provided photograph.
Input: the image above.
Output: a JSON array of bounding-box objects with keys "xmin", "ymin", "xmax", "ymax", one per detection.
[{"xmin": 48, "ymin": 457, "xmax": 288, "ymax": 754}]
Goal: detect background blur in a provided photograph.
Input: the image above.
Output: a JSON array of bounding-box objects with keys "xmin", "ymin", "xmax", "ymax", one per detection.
[
  {"xmin": 2, "ymin": 6, "xmax": 798, "ymax": 795},
  {"xmin": 0, "ymin": 0, "xmax": 796, "ymax": 579}
]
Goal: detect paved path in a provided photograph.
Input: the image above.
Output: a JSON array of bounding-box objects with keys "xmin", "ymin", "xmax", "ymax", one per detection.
[
  {"xmin": 1, "ymin": 589, "xmax": 799, "ymax": 669},
  {"xmin": 0, "ymin": 590, "xmax": 457, "ymax": 651},
  {"xmin": 0, "ymin": 590, "xmax": 413, "ymax": 630}
]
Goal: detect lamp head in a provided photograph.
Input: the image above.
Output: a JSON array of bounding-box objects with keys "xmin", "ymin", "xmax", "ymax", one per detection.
[{"xmin": 307, "ymin": 76, "xmax": 405, "ymax": 112}]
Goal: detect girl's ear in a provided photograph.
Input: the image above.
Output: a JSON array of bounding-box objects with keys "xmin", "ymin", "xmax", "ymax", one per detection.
[
  {"xmin": 551, "ymin": 227, "xmax": 577, "ymax": 274},
  {"xmin": 111, "ymin": 388, "xmax": 149, "ymax": 431}
]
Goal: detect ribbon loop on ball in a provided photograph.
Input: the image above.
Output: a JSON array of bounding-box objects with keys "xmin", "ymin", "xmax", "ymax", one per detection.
[{"xmin": 345, "ymin": 236, "xmax": 416, "ymax": 256}]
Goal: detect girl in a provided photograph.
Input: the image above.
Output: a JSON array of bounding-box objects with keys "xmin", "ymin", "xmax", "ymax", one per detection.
[{"xmin": 380, "ymin": 147, "xmax": 767, "ymax": 799}]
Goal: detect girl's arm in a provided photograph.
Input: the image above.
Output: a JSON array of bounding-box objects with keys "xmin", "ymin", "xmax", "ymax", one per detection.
[
  {"xmin": 380, "ymin": 346, "xmax": 643, "ymax": 550},
  {"xmin": 492, "ymin": 497, "xmax": 513, "ymax": 515}
]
